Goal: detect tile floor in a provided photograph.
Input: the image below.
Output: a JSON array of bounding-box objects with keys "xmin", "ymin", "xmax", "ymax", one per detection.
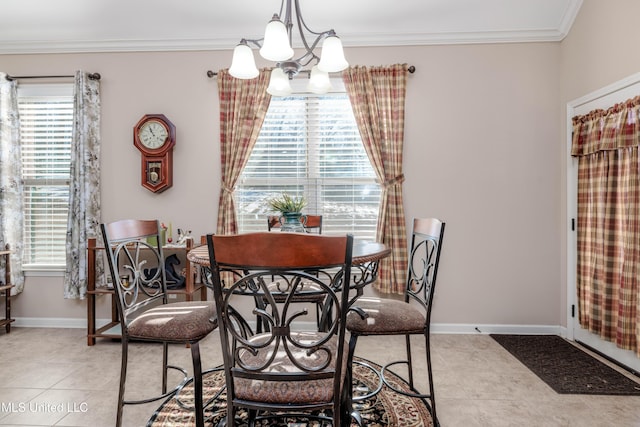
[{"xmin": 0, "ymin": 328, "xmax": 639, "ymax": 426}]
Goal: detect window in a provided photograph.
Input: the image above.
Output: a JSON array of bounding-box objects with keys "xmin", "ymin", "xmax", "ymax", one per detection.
[
  {"xmin": 236, "ymin": 91, "xmax": 380, "ymax": 239},
  {"xmin": 18, "ymin": 84, "xmax": 74, "ymax": 268}
]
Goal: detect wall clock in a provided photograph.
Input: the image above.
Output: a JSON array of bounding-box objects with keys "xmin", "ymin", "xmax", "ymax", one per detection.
[{"xmin": 133, "ymin": 114, "xmax": 176, "ymax": 193}]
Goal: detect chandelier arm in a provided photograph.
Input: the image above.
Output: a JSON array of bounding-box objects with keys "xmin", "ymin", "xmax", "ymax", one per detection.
[
  {"xmin": 278, "ymin": 0, "xmax": 285, "ymax": 21},
  {"xmin": 295, "ymin": 52, "xmax": 318, "ymax": 69},
  {"xmin": 306, "ymin": 30, "xmax": 334, "ymax": 55},
  {"xmin": 294, "ymin": 0, "xmax": 327, "ymax": 38},
  {"xmin": 241, "ymin": 38, "xmax": 263, "ymax": 49},
  {"xmin": 282, "ymin": 0, "xmax": 294, "ymax": 48},
  {"xmin": 293, "ymin": 28, "xmax": 335, "ymax": 68},
  {"xmin": 292, "ymin": 0, "xmax": 337, "ymax": 67}
]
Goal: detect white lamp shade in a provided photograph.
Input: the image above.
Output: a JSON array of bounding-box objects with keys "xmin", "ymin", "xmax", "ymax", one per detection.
[
  {"xmin": 317, "ymin": 35, "xmax": 348, "ymax": 73},
  {"xmin": 260, "ymin": 18, "xmax": 294, "ymax": 61},
  {"xmin": 307, "ymin": 66, "xmax": 332, "ymax": 94},
  {"xmin": 267, "ymin": 68, "xmax": 292, "ymax": 96},
  {"xmin": 229, "ymin": 43, "xmax": 259, "ymax": 79}
]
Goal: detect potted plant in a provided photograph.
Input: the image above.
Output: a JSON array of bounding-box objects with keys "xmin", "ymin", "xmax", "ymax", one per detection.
[{"xmin": 267, "ymin": 193, "xmax": 307, "ymax": 232}]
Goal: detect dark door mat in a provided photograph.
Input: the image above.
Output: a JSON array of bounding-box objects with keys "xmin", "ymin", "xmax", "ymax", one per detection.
[{"xmin": 491, "ymin": 334, "xmax": 640, "ymax": 395}]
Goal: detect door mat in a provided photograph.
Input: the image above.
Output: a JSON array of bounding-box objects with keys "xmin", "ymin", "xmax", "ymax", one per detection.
[{"xmin": 491, "ymin": 334, "xmax": 640, "ymax": 395}]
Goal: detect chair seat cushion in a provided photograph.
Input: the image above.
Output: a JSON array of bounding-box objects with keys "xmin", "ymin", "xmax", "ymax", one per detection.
[
  {"xmin": 128, "ymin": 301, "xmax": 217, "ymax": 342},
  {"xmin": 346, "ymin": 297, "xmax": 425, "ymax": 335},
  {"xmin": 233, "ymin": 331, "xmax": 347, "ymax": 405}
]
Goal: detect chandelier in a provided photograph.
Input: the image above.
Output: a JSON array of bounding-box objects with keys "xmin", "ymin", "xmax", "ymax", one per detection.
[{"xmin": 228, "ymin": 0, "xmax": 349, "ymax": 96}]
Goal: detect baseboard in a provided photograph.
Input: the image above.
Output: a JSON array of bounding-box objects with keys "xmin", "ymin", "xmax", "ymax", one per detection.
[
  {"xmin": 431, "ymin": 323, "xmax": 564, "ymax": 336},
  {"xmin": 14, "ymin": 317, "xmax": 88, "ymax": 328},
  {"xmin": 13, "ymin": 317, "xmax": 567, "ymax": 336}
]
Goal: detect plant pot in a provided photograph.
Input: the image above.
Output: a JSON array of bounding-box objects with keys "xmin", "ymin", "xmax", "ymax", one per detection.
[{"xmin": 279, "ymin": 212, "xmax": 306, "ymax": 233}]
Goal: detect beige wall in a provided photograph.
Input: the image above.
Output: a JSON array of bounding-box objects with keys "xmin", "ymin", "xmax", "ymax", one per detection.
[
  {"xmin": 4, "ymin": 30, "xmax": 566, "ymax": 330},
  {"xmin": 561, "ymin": 0, "xmax": 640, "ymax": 102}
]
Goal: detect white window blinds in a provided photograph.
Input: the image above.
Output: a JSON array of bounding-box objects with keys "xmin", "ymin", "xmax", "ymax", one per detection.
[
  {"xmin": 18, "ymin": 84, "xmax": 74, "ymax": 267},
  {"xmin": 236, "ymin": 93, "xmax": 380, "ymax": 239}
]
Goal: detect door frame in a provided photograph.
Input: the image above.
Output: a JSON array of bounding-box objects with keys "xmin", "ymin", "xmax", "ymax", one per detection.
[{"xmin": 566, "ymin": 71, "xmax": 640, "ymax": 371}]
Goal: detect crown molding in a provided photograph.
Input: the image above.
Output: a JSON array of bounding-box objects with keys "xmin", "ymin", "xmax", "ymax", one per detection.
[{"xmin": 0, "ymin": 27, "xmax": 577, "ymax": 55}]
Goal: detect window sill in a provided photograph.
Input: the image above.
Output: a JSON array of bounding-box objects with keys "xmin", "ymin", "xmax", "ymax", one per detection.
[{"xmin": 23, "ymin": 266, "xmax": 65, "ymax": 277}]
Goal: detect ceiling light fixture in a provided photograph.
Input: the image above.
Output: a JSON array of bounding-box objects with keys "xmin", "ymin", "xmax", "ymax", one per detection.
[{"xmin": 228, "ymin": 0, "xmax": 349, "ymax": 96}]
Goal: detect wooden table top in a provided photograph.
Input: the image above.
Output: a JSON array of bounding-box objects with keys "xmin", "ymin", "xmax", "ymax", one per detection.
[{"xmin": 187, "ymin": 238, "xmax": 390, "ymax": 267}]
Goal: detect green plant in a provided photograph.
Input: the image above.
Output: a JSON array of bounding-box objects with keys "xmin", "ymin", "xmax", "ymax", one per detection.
[{"xmin": 268, "ymin": 193, "xmax": 307, "ymax": 213}]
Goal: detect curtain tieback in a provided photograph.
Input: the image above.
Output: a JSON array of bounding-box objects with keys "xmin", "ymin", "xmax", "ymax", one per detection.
[
  {"xmin": 222, "ymin": 185, "xmax": 235, "ymax": 193},
  {"xmin": 378, "ymin": 174, "xmax": 405, "ymax": 188}
]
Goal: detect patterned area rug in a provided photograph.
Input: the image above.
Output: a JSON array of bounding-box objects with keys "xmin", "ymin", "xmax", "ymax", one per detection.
[
  {"xmin": 148, "ymin": 358, "xmax": 434, "ymax": 426},
  {"xmin": 491, "ymin": 334, "xmax": 640, "ymax": 395}
]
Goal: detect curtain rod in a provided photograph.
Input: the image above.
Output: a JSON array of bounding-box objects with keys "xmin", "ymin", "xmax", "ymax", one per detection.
[
  {"xmin": 206, "ymin": 65, "xmax": 416, "ymax": 78},
  {"xmin": 6, "ymin": 72, "xmax": 101, "ymax": 81}
]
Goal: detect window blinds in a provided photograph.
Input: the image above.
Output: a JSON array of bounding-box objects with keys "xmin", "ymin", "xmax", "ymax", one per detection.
[
  {"xmin": 18, "ymin": 86, "xmax": 73, "ymax": 267},
  {"xmin": 236, "ymin": 93, "xmax": 380, "ymax": 239}
]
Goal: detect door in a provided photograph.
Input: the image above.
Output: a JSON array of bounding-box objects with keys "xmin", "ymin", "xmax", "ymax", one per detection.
[{"xmin": 567, "ymin": 72, "xmax": 640, "ymax": 373}]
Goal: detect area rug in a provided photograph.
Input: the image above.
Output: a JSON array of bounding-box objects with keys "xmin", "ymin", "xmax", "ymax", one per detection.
[
  {"xmin": 491, "ymin": 334, "xmax": 640, "ymax": 395},
  {"xmin": 148, "ymin": 358, "xmax": 434, "ymax": 426}
]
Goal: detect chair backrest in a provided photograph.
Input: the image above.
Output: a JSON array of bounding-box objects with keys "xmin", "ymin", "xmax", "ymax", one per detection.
[
  {"xmin": 405, "ymin": 218, "xmax": 446, "ymax": 323},
  {"xmin": 100, "ymin": 219, "xmax": 168, "ymax": 328},
  {"xmin": 206, "ymin": 231, "xmax": 353, "ymax": 418},
  {"xmin": 303, "ymin": 214, "xmax": 323, "ymax": 233},
  {"xmin": 267, "ymin": 214, "xmax": 323, "ymax": 234},
  {"xmin": 266, "ymin": 215, "xmax": 280, "ymax": 231}
]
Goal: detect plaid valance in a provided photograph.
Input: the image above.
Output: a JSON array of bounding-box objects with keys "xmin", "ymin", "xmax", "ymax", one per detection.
[{"xmin": 572, "ymin": 95, "xmax": 640, "ymax": 156}]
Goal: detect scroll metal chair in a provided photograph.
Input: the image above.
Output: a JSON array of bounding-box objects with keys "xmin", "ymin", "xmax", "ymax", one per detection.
[
  {"xmin": 267, "ymin": 214, "xmax": 323, "ymax": 234},
  {"xmin": 206, "ymin": 232, "xmax": 357, "ymax": 426},
  {"xmin": 101, "ymin": 219, "xmax": 217, "ymax": 427},
  {"xmin": 346, "ymin": 218, "xmax": 445, "ymax": 425},
  {"xmin": 266, "ymin": 214, "xmax": 327, "ymax": 330}
]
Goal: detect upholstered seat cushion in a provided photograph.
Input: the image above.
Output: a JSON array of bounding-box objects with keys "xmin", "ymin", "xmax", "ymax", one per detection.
[
  {"xmin": 346, "ymin": 297, "xmax": 425, "ymax": 335},
  {"xmin": 233, "ymin": 331, "xmax": 348, "ymax": 405},
  {"xmin": 128, "ymin": 301, "xmax": 217, "ymax": 342}
]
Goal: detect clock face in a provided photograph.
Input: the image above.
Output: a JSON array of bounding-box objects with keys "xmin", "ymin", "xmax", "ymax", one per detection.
[{"xmin": 138, "ymin": 120, "xmax": 169, "ymax": 149}]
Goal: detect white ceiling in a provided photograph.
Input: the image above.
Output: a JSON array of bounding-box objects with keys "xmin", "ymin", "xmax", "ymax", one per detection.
[{"xmin": 0, "ymin": 0, "xmax": 584, "ymax": 55}]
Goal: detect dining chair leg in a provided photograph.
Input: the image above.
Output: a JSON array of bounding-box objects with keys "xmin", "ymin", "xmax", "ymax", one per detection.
[
  {"xmin": 191, "ymin": 342, "xmax": 205, "ymax": 427},
  {"xmin": 162, "ymin": 342, "xmax": 169, "ymax": 394},
  {"xmin": 248, "ymin": 409, "xmax": 257, "ymax": 426},
  {"xmin": 116, "ymin": 339, "xmax": 128, "ymax": 427},
  {"xmin": 425, "ymin": 332, "xmax": 437, "ymax": 426},
  {"xmin": 405, "ymin": 334, "xmax": 414, "ymax": 389},
  {"xmin": 347, "ymin": 332, "xmax": 359, "ymax": 393},
  {"xmin": 341, "ymin": 366, "xmax": 361, "ymax": 427}
]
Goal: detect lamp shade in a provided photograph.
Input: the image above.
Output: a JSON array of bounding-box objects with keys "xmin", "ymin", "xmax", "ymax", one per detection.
[
  {"xmin": 307, "ymin": 66, "xmax": 332, "ymax": 94},
  {"xmin": 266, "ymin": 68, "xmax": 292, "ymax": 96},
  {"xmin": 317, "ymin": 35, "xmax": 348, "ymax": 73},
  {"xmin": 260, "ymin": 16, "xmax": 294, "ymax": 62},
  {"xmin": 229, "ymin": 42, "xmax": 259, "ymax": 79}
]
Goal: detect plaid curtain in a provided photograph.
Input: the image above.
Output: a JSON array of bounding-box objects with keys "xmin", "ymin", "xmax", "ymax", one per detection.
[
  {"xmin": 216, "ymin": 69, "xmax": 271, "ymax": 235},
  {"xmin": 571, "ymin": 96, "xmax": 640, "ymax": 355},
  {"xmin": 342, "ymin": 64, "xmax": 409, "ymax": 294}
]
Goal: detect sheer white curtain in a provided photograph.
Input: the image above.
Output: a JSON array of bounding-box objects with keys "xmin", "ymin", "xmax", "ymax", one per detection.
[
  {"xmin": 64, "ymin": 71, "xmax": 102, "ymax": 299},
  {"xmin": 0, "ymin": 73, "xmax": 25, "ymax": 294}
]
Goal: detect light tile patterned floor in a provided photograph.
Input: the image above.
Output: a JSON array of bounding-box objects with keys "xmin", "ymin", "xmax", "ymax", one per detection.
[{"xmin": 0, "ymin": 328, "xmax": 639, "ymax": 426}]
